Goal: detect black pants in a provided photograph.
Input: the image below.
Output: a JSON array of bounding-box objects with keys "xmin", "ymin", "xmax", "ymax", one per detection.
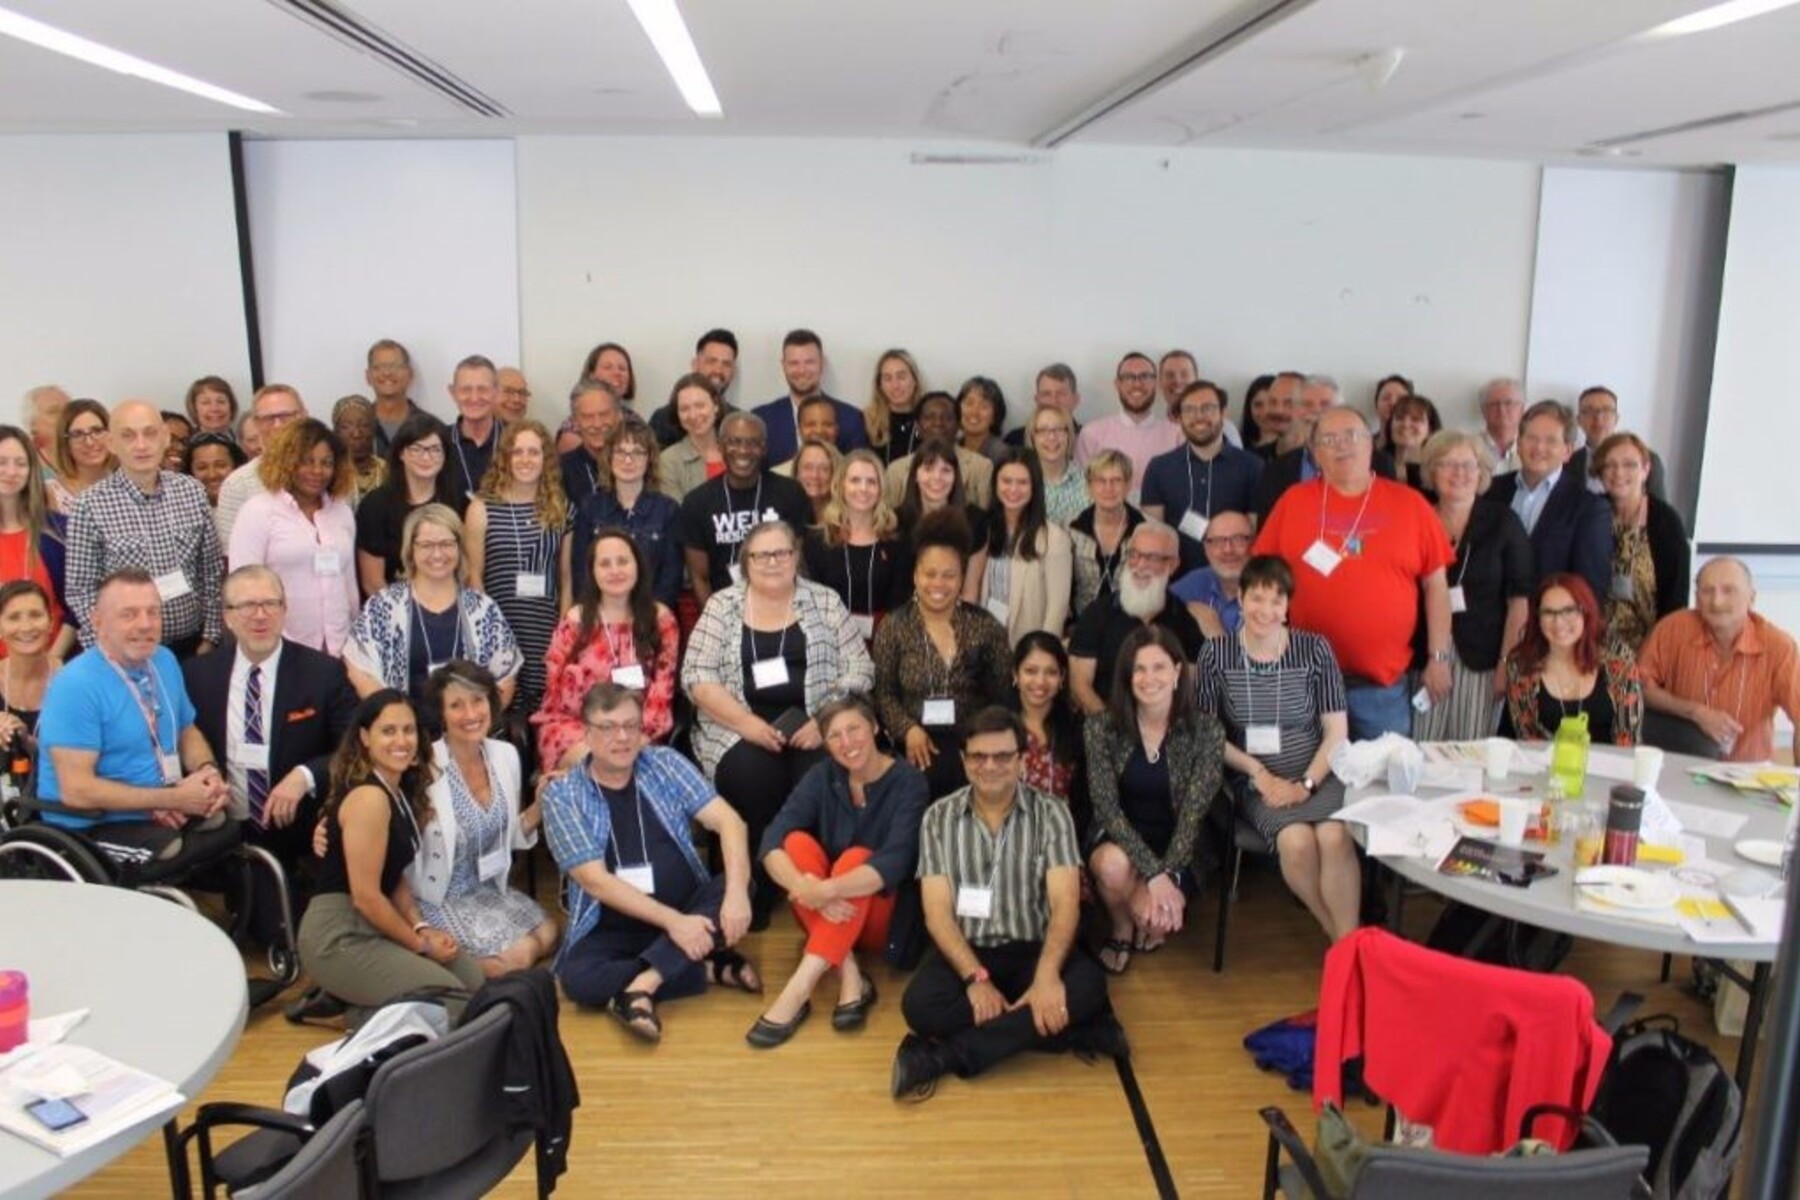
[
  {"xmin": 713, "ymin": 740, "xmax": 825, "ymax": 916},
  {"xmin": 922, "ymin": 728, "xmax": 968, "ymax": 800},
  {"xmin": 558, "ymin": 872, "xmax": 727, "ymax": 1006},
  {"xmin": 901, "ymin": 941, "xmax": 1108, "ymax": 1077}
]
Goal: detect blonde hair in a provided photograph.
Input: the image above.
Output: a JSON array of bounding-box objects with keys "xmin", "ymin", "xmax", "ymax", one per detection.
[
  {"xmin": 864, "ymin": 349, "xmax": 922, "ymax": 451},
  {"xmin": 1419, "ymin": 429, "xmax": 1495, "ymax": 495},
  {"xmin": 818, "ymin": 448, "xmax": 898, "ymax": 546},
  {"xmin": 1084, "ymin": 448, "xmax": 1134, "ymax": 486},
  {"xmin": 400, "ymin": 503, "xmax": 467, "ymax": 584},
  {"xmin": 477, "ymin": 419, "xmax": 569, "ymax": 529}
]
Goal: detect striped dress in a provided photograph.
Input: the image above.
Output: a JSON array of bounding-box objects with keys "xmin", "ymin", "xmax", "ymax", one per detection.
[{"xmin": 481, "ymin": 500, "xmax": 563, "ymax": 714}]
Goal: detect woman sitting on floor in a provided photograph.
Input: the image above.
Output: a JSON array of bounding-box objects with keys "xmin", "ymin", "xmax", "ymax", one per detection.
[{"xmin": 746, "ymin": 695, "xmax": 929, "ymax": 1048}]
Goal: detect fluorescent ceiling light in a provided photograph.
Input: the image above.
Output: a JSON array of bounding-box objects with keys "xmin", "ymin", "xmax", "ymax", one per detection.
[
  {"xmin": 0, "ymin": 5, "xmax": 279, "ymax": 113},
  {"xmin": 1645, "ymin": 0, "xmax": 1800, "ymax": 38},
  {"xmin": 625, "ymin": 0, "xmax": 722, "ymax": 117}
]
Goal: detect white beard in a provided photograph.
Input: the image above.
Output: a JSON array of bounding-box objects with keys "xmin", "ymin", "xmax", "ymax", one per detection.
[{"xmin": 1117, "ymin": 570, "xmax": 1168, "ymax": 620}]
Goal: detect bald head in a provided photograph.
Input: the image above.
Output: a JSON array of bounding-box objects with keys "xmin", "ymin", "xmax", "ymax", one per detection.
[{"xmin": 111, "ymin": 400, "xmax": 169, "ymax": 481}]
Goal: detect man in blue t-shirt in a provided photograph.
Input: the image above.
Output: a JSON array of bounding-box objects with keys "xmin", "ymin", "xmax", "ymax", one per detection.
[
  {"xmin": 37, "ymin": 568, "xmax": 235, "ymax": 874},
  {"xmin": 1170, "ymin": 510, "xmax": 1254, "ymax": 638}
]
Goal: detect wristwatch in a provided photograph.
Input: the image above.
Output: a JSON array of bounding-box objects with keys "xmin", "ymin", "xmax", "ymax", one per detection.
[
  {"xmin": 1301, "ymin": 776, "xmax": 1319, "ymax": 795},
  {"xmin": 1429, "ymin": 648, "xmax": 1453, "ymax": 664},
  {"xmin": 963, "ymin": 967, "xmax": 990, "ymax": 987}
]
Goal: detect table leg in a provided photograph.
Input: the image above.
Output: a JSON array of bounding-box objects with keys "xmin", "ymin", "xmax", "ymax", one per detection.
[
  {"xmin": 1386, "ymin": 864, "xmax": 1405, "ymax": 934},
  {"xmin": 1735, "ymin": 961, "xmax": 1773, "ymax": 1096}
]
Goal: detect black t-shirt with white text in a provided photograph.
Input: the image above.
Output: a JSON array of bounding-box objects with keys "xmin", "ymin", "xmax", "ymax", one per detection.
[{"xmin": 674, "ymin": 471, "xmax": 813, "ymax": 592}]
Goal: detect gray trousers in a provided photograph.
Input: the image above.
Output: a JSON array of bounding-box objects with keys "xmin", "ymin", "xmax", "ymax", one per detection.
[{"xmin": 299, "ymin": 893, "xmax": 486, "ymax": 1019}]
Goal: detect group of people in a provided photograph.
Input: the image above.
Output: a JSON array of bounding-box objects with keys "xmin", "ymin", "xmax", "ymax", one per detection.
[{"xmin": 13, "ymin": 332, "xmax": 1799, "ymax": 1103}]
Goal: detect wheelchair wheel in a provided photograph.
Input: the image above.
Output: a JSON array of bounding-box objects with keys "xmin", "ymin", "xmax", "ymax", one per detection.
[{"xmin": 0, "ymin": 824, "xmax": 117, "ymax": 884}]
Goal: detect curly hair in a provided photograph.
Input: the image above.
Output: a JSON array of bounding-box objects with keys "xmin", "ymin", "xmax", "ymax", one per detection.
[
  {"xmin": 477, "ymin": 418, "xmax": 569, "ymax": 530},
  {"xmin": 257, "ymin": 418, "xmax": 355, "ymax": 498}
]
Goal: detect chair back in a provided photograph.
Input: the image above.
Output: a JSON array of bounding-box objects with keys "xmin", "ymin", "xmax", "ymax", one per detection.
[
  {"xmin": 234, "ymin": 1099, "xmax": 369, "ymax": 1200},
  {"xmin": 1639, "ymin": 710, "xmax": 1721, "ymax": 759},
  {"xmin": 1350, "ymin": 1142, "xmax": 1649, "ymax": 1197},
  {"xmin": 363, "ymin": 1006, "xmax": 520, "ymax": 1189}
]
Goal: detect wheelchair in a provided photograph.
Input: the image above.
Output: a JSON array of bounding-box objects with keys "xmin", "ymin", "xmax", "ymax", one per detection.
[{"xmin": 0, "ymin": 774, "xmax": 303, "ymax": 1008}]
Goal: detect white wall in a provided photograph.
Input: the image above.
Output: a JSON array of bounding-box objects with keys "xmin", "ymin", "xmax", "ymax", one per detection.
[
  {"xmin": 515, "ymin": 138, "xmax": 1540, "ymax": 427},
  {"xmin": 0, "ymin": 133, "xmax": 250, "ymax": 413},
  {"xmin": 242, "ymin": 139, "xmax": 521, "ymax": 420},
  {"xmin": 1526, "ymin": 167, "xmax": 1728, "ymax": 519}
]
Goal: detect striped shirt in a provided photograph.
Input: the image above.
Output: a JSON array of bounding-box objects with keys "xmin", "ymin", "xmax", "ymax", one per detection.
[
  {"xmin": 917, "ymin": 783, "xmax": 1078, "ymax": 947},
  {"xmin": 480, "ymin": 500, "xmax": 565, "ymax": 712},
  {"xmin": 66, "ymin": 470, "xmax": 223, "ymax": 647},
  {"xmin": 1197, "ymin": 630, "xmax": 1346, "ymax": 781}
]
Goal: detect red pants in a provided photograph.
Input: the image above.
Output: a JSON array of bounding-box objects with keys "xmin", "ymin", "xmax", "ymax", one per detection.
[{"xmin": 782, "ymin": 832, "xmax": 894, "ymax": 967}]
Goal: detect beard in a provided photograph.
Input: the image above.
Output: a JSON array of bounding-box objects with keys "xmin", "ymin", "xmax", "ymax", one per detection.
[{"xmin": 1117, "ymin": 569, "xmax": 1169, "ymax": 619}]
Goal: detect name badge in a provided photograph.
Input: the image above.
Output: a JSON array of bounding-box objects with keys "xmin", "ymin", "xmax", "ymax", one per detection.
[
  {"xmin": 852, "ymin": 613, "xmax": 875, "ymax": 642},
  {"xmin": 154, "ymin": 570, "xmax": 192, "ymax": 601},
  {"xmin": 617, "ymin": 863, "xmax": 655, "ymax": 893},
  {"xmin": 1411, "ymin": 686, "xmax": 1433, "ymax": 714},
  {"xmin": 515, "ymin": 572, "xmax": 548, "ymax": 599},
  {"xmin": 727, "ymin": 560, "xmax": 745, "ymax": 587},
  {"xmin": 1179, "ymin": 510, "xmax": 1210, "ymax": 543},
  {"xmin": 1246, "ymin": 724, "xmax": 1282, "ymax": 755},
  {"xmin": 240, "ymin": 742, "xmax": 271, "ymax": 771},
  {"xmin": 1610, "ymin": 574, "xmax": 1634, "ymax": 601},
  {"xmin": 983, "ymin": 595, "xmax": 1009, "ymax": 624},
  {"xmin": 751, "ymin": 657, "xmax": 790, "ymax": 689},
  {"xmin": 955, "ymin": 884, "xmax": 994, "ymax": 920},
  {"xmin": 1301, "ymin": 539, "xmax": 1342, "ymax": 578},
  {"xmin": 159, "ymin": 751, "xmax": 182, "ymax": 785},
  {"xmin": 313, "ymin": 550, "xmax": 343, "ymax": 575},
  {"xmin": 612, "ymin": 663, "xmax": 647, "ymax": 690},
  {"xmin": 922, "ymin": 697, "xmax": 956, "ymax": 727},
  {"xmin": 477, "ymin": 838, "xmax": 512, "ymax": 883},
  {"xmin": 1448, "ymin": 584, "xmax": 1468, "ymax": 614}
]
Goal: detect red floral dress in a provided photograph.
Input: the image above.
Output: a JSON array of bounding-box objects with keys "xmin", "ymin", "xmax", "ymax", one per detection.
[{"xmin": 531, "ymin": 605, "xmax": 679, "ymax": 768}]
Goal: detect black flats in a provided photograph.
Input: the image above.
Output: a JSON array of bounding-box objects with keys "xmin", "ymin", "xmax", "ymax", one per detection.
[
  {"xmin": 745, "ymin": 1001, "xmax": 811, "ymax": 1049},
  {"xmin": 831, "ymin": 979, "xmax": 879, "ymax": 1032}
]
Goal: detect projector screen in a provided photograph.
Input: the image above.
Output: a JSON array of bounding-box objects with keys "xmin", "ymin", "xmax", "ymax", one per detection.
[{"xmin": 1693, "ymin": 165, "xmax": 1800, "ymax": 551}]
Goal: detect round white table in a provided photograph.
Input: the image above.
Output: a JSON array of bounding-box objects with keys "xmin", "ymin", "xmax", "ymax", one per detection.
[
  {"xmin": 1358, "ymin": 749, "xmax": 1790, "ymax": 1091},
  {"xmin": 0, "ymin": 880, "xmax": 246, "ymax": 1199}
]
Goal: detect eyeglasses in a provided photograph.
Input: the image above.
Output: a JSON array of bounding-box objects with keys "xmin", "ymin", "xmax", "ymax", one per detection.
[
  {"xmin": 1202, "ymin": 533, "xmax": 1252, "ymax": 550},
  {"xmin": 963, "ymin": 750, "xmax": 1019, "ymax": 767},
  {"xmin": 1126, "ymin": 549, "xmax": 1174, "ymax": 565},
  {"xmin": 404, "ymin": 443, "xmax": 445, "ymax": 459},
  {"xmin": 258, "ymin": 409, "xmax": 302, "ymax": 426},
  {"xmin": 586, "ymin": 719, "xmax": 641, "ymax": 738},
  {"xmin": 1436, "ymin": 460, "xmax": 1480, "ymax": 475},
  {"xmin": 612, "ymin": 445, "xmax": 649, "ymax": 459},
  {"xmin": 1117, "ymin": 371, "xmax": 1156, "ymax": 385},
  {"xmin": 1540, "ymin": 604, "xmax": 1583, "ymax": 621},
  {"xmin": 1032, "ymin": 427, "xmax": 1069, "ymax": 438},
  {"xmin": 224, "ymin": 599, "xmax": 285, "ymax": 615},
  {"xmin": 1181, "ymin": 405, "xmax": 1222, "ymax": 418},
  {"xmin": 1579, "ymin": 406, "xmax": 1617, "ymax": 419},
  {"xmin": 1316, "ymin": 431, "xmax": 1369, "ymax": 449},
  {"xmin": 369, "ymin": 361, "xmax": 410, "ymax": 375},
  {"xmin": 501, "ymin": 386, "xmax": 531, "ymax": 398},
  {"xmin": 414, "ymin": 539, "xmax": 460, "ymax": 554},
  {"xmin": 745, "ymin": 548, "xmax": 795, "ymax": 565},
  {"xmin": 65, "ymin": 427, "xmax": 108, "ymax": 444}
]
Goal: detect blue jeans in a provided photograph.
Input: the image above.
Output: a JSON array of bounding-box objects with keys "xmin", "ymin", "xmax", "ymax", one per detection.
[{"xmin": 1345, "ymin": 678, "xmax": 1412, "ymax": 742}]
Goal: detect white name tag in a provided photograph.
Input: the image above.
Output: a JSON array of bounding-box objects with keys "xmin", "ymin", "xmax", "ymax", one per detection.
[
  {"xmin": 1448, "ymin": 584, "xmax": 1467, "ymax": 614},
  {"xmin": 154, "ymin": 570, "xmax": 192, "ymax": 601},
  {"xmin": 239, "ymin": 742, "xmax": 270, "ymax": 771},
  {"xmin": 1412, "ymin": 687, "xmax": 1433, "ymax": 714},
  {"xmin": 612, "ymin": 663, "xmax": 647, "ymax": 690},
  {"xmin": 313, "ymin": 550, "xmax": 343, "ymax": 576},
  {"xmin": 955, "ymin": 884, "xmax": 994, "ymax": 920},
  {"xmin": 617, "ymin": 864, "xmax": 655, "ymax": 893},
  {"xmin": 1246, "ymin": 724, "xmax": 1282, "ymax": 755},
  {"xmin": 727, "ymin": 560, "xmax": 744, "ymax": 586},
  {"xmin": 984, "ymin": 594, "xmax": 1009, "ymax": 624},
  {"xmin": 751, "ymin": 657, "xmax": 790, "ymax": 689},
  {"xmin": 159, "ymin": 751, "xmax": 182, "ymax": 785},
  {"xmin": 515, "ymin": 572, "xmax": 547, "ymax": 599},
  {"xmin": 1179, "ymin": 510, "xmax": 1210, "ymax": 542},
  {"xmin": 852, "ymin": 613, "xmax": 875, "ymax": 642},
  {"xmin": 1301, "ymin": 539, "xmax": 1341, "ymax": 577},
  {"xmin": 922, "ymin": 697, "xmax": 956, "ymax": 727},
  {"xmin": 477, "ymin": 838, "xmax": 512, "ymax": 883},
  {"xmin": 1610, "ymin": 574, "xmax": 1634, "ymax": 601}
]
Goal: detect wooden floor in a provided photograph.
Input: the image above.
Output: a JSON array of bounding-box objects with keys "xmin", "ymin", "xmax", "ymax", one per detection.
[{"xmin": 69, "ymin": 858, "xmax": 1755, "ymax": 1199}]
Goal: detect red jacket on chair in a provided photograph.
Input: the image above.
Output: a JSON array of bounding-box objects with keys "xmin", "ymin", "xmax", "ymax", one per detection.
[{"xmin": 1313, "ymin": 926, "xmax": 1611, "ymax": 1153}]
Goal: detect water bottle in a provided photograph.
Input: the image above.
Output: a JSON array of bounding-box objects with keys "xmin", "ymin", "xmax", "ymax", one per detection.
[{"xmin": 1550, "ymin": 712, "xmax": 1591, "ymax": 800}]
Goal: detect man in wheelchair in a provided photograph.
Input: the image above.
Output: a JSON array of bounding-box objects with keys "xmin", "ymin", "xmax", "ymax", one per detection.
[{"xmin": 34, "ymin": 568, "xmax": 240, "ymax": 878}]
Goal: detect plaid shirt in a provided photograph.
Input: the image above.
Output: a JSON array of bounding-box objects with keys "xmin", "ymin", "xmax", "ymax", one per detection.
[
  {"xmin": 66, "ymin": 470, "xmax": 223, "ymax": 646},
  {"xmin": 543, "ymin": 745, "xmax": 716, "ymax": 955}
]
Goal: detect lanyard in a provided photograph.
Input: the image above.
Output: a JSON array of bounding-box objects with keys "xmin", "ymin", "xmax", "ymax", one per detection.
[
  {"xmin": 506, "ymin": 502, "xmax": 547, "ymax": 575},
  {"xmin": 1317, "ymin": 480, "xmax": 1376, "ymax": 556},
  {"xmin": 452, "ymin": 421, "xmax": 498, "ymax": 494},
  {"xmin": 844, "ymin": 543, "xmax": 877, "ymax": 616},
  {"xmin": 103, "ymin": 653, "xmax": 173, "ymax": 758},
  {"xmin": 747, "ymin": 590, "xmax": 796, "ymax": 665},
  {"xmin": 1238, "ymin": 635, "xmax": 1285, "ymax": 729},
  {"xmin": 973, "ymin": 788, "xmax": 1020, "ymax": 892},
  {"xmin": 1704, "ymin": 654, "xmax": 1750, "ymax": 722},
  {"xmin": 412, "ymin": 596, "xmax": 463, "ymax": 665},
  {"xmin": 602, "ymin": 617, "xmax": 635, "ymax": 668},
  {"xmin": 1185, "ymin": 450, "xmax": 1216, "ymax": 520},
  {"xmin": 724, "ymin": 478, "xmax": 764, "ymax": 568},
  {"xmin": 374, "ymin": 772, "xmax": 421, "ymax": 855},
  {"xmin": 595, "ymin": 773, "xmax": 652, "ymax": 868}
]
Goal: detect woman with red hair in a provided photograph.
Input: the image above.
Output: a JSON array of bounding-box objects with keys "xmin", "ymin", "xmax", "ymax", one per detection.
[{"xmin": 1501, "ymin": 573, "xmax": 1641, "ymax": 745}]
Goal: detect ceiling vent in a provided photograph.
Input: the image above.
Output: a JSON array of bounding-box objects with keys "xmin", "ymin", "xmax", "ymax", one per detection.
[{"xmin": 264, "ymin": 0, "xmax": 509, "ymax": 118}]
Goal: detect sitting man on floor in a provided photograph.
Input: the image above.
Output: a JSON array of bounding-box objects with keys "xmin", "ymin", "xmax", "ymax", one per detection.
[
  {"xmin": 37, "ymin": 568, "xmax": 237, "ymax": 875},
  {"xmin": 541, "ymin": 681, "xmax": 758, "ymax": 1043},
  {"xmin": 893, "ymin": 706, "xmax": 1118, "ymax": 1100}
]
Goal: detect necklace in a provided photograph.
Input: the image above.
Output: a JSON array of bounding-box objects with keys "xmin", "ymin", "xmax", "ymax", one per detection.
[{"xmin": 1138, "ymin": 717, "xmax": 1167, "ymax": 764}]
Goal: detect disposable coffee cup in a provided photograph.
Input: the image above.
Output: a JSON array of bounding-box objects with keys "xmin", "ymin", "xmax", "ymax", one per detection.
[
  {"xmin": 1484, "ymin": 737, "xmax": 1515, "ymax": 785},
  {"xmin": 1633, "ymin": 746, "xmax": 1665, "ymax": 791},
  {"xmin": 1496, "ymin": 797, "xmax": 1532, "ymax": 848}
]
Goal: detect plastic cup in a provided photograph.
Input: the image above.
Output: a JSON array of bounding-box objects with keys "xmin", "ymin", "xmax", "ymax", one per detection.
[
  {"xmin": 1484, "ymin": 737, "xmax": 1515, "ymax": 786},
  {"xmin": 1496, "ymin": 797, "xmax": 1532, "ymax": 848},
  {"xmin": 1633, "ymin": 746, "xmax": 1665, "ymax": 791}
]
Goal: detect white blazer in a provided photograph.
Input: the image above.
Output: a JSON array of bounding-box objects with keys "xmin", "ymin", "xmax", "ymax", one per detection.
[{"xmin": 408, "ymin": 738, "xmax": 536, "ymax": 907}]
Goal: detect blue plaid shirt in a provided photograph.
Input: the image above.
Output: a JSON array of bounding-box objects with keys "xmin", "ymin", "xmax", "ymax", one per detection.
[{"xmin": 543, "ymin": 745, "xmax": 716, "ymax": 956}]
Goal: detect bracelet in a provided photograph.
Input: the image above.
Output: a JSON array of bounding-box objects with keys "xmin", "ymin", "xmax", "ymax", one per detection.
[{"xmin": 411, "ymin": 920, "xmax": 429, "ymax": 933}]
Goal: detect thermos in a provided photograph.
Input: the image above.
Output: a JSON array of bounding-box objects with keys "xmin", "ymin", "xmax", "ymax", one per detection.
[{"xmin": 1603, "ymin": 784, "xmax": 1645, "ymax": 867}]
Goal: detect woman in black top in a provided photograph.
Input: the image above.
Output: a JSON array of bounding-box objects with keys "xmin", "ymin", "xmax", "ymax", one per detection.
[
  {"xmin": 803, "ymin": 449, "xmax": 912, "ymax": 639},
  {"xmin": 1383, "ymin": 393, "xmax": 1441, "ymax": 491},
  {"xmin": 296, "ymin": 690, "xmax": 486, "ymax": 1015},
  {"xmin": 1592, "ymin": 431, "xmax": 1690, "ymax": 651},
  {"xmin": 1412, "ymin": 431, "xmax": 1534, "ymax": 742},
  {"xmin": 355, "ymin": 413, "xmax": 467, "ymax": 597},
  {"xmin": 895, "ymin": 439, "xmax": 989, "ymax": 596}
]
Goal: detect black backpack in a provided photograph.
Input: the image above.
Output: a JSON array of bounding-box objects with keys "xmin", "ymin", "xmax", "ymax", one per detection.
[
  {"xmin": 1588, "ymin": 1016, "xmax": 1741, "ymax": 1200},
  {"xmin": 1424, "ymin": 902, "xmax": 1573, "ymax": 972}
]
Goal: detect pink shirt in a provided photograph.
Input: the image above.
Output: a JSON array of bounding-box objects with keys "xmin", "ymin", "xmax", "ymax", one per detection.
[
  {"xmin": 228, "ymin": 488, "xmax": 359, "ymax": 655},
  {"xmin": 1075, "ymin": 410, "xmax": 1182, "ymax": 500}
]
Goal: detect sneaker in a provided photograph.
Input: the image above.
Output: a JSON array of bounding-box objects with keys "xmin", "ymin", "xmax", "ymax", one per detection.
[
  {"xmin": 1065, "ymin": 1010, "xmax": 1130, "ymax": 1063},
  {"xmin": 890, "ymin": 1033, "xmax": 949, "ymax": 1102}
]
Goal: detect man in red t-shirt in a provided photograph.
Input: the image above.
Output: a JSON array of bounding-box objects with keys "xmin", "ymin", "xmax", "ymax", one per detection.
[{"xmin": 1253, "ymin": 407, "xmax": 1454, "ymax": 738}]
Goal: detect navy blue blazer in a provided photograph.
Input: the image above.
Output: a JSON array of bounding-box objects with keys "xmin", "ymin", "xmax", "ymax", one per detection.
[
  {"xmin": 752, "ymin": 394, "xmax": 868, "ymax": 464},
  {"xmin": 1486, "ymin": 468, "xmax": 1612, "ymax": 601}
]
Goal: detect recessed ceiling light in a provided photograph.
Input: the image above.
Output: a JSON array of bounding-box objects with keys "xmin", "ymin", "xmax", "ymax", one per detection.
[
  {"xmin": 624, "ymin": 0, "xmax": 721, "ymax": 117},
  {"xmin": 1645, "ymin": 0, "xmax": 1800, "ymax": 38},
  {"xmin": 0, "ymin": 4, "xmax": 279, "ymax": 113}
]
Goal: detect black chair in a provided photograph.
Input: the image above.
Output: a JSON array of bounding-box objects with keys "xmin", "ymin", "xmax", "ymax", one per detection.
[
  {"xmin": 1639, "ymin": 710, "xmax": 1722, "ymax": 759},
  {"xmin": 1259, "ymin": 1105, "xmax": 1650, "ymax": 1199},
  {"xmin": 1212, "ymin": 791, "xmax": 1276, "ymax": 973},
  {"xmin": 176, "ymin": 1007, "xmax": 535, "ymax": 1199},
  {"xmin": 230, "ymin": 1099, "xmax": 371, "ymax": 1200}
]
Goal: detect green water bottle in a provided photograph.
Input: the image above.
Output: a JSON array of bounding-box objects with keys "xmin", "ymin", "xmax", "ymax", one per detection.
[{"xmin": 1550, "ymin": 711, "xmax": 1591, "ymax": 800}]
